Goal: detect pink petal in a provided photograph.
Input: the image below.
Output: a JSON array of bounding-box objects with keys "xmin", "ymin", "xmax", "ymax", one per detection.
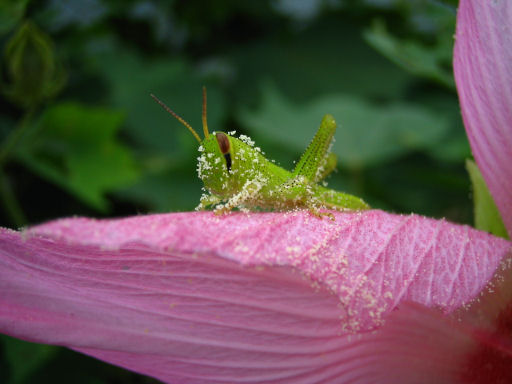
[
  {"xmin": 454, "ymin": 0, "xmax": 512, "ymax": 236},
  {"xmin": 0, "ymin": 211, "xmax": 510, "ymax": 383},
  {"xmin": 355, "ymin": 300, "xmax": 512, "ymax": 384}
]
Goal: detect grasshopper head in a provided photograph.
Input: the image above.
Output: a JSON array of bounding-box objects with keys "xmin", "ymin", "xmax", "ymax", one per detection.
[
  {"xmin": 151, "ymin": 88, "xmax": 237, "ymax": 197},
  {"xmin": 197, "ymin": 132, "xmax": 237, "ymax": 196}
]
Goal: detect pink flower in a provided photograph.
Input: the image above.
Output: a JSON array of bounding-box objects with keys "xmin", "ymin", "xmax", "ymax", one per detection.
[
  {"xmin": 454, "ymin": 0, "xmax": 512, "ymax": 236},
  {"xmin": 1, "ymin": 211, "xmax": 510, "ymax": 383},
  {"xmin": 1, "ymin": 0, "xmax": 511, "ymax": 383}
]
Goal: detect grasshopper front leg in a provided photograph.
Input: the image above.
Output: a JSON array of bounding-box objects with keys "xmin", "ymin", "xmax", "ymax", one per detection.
[
  {"xmin": 214, "ymin": 178, "xmax": 266, "ymax": 215},
  {"xmin": 196, "ymin": 193, "xmax": 222, "ymax": 211}
]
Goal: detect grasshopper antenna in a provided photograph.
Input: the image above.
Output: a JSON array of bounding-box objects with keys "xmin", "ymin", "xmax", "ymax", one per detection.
[
  {"xmin": 202, "ymin": 86, "xmax": 209, "ymax": 138},
  {"xmin": 150, "ymin": 93, "xmax": 202, "ymax": 143}
]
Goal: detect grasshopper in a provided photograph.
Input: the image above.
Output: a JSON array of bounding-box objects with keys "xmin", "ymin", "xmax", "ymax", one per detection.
[{"xmin": 151, "ymin": 88, "xmax": 369, "ymax": 217}]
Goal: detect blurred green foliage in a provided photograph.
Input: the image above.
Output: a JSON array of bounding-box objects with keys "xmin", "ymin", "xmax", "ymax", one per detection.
[
  {"xmin": 0, "ymin": 0, "xmax": 478, "ymax": 382},
  {"xmin": 240, "ymin": 82, "xmax": 450, "ymax": 168},
  {"xmin": 16, "ymin": 103, "xmax": 139, "ymax": 210}
]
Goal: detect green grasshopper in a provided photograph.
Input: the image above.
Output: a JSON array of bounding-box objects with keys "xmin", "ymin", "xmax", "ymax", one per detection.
[{"xmin": 151, "ymin": 88, "xmax": 369, "ymax": 217}]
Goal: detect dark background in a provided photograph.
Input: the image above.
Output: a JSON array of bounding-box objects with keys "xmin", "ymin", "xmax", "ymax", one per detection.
[{"xmin": 1, "ymin": 0, "xmax": 467, "ymax": 383}]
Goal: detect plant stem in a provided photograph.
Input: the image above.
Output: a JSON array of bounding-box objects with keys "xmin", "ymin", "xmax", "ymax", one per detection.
[
  {"xmin": 0, "ymin": 170, "xmax": 27, "ymax": 228},
  {"xmin": 0, "ymin": 107, "xmax": 36, "ymax": 227},
  {"xmin": 0, "ymin": 107, "xmax": 36, "ymax": 167}
]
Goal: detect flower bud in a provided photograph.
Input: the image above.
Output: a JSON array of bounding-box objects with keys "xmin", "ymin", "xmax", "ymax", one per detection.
[{"xmin": 2, "ymin": 21, "xmax": 65, "ymax": 108}]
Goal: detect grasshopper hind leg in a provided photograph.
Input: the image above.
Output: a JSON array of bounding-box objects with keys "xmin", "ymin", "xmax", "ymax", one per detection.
[
  {"xmin": 317, "ymin": 188, "xmax": 370, "ymax": 211},
  {"xmin": 292, "ymin": 114, "xmax": 337, "ymax": 183}
]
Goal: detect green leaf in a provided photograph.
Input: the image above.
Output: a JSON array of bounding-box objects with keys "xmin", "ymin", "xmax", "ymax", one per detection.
[
  {"xmin": 229, "ymin": 17, "xmax": 413, "ymax": 106},
  {"xmin": 364, "ymin": 20, "xmax": 455, "ymax": 89},
  {"xmin": 239, "ymin": 83, "xmax": 450, "ymax": 169},
  {"xmin": 116, "ymin": 168, "xmax": 201, "ymax": 213},
  {"xmin": 1, "ymin": 335, "xmax": 58, "ymax": 384},
  {"xmin": 0, "ymin": 0, "xmax": 29, "ymax": 35},
  {"xmin": 38, "ymin": 0, "xmax": 107, "ymax": 30},
  {"xmin": 366, "ymin": 155, "xmax": 472, "ymax": 221},
  {"xmin": 113, "ymin": 151, "xmax": 201, "ymax": 212},
  {"xmin": 89, "ymin": 45, "xmax": 226, "ymax": 156},
  {"xmin": 466, "ymin": 159, "xmax": 508, "ymax": 239},
  {"xmin": 16, "ymin": 103, "xmax": 139, "ymax": 211},
  {"xmin": 418, "ymin": 93, "xmax": 471, "ymax": 163}
]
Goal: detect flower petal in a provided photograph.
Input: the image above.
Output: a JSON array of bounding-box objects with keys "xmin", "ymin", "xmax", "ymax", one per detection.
[
  {"xmin": 0, "ymin": 211, "xmax": 510, "ymax": 383},
  {"xmin": 454, "ymin": 0, "xmax": 512, "ymax": 236}
]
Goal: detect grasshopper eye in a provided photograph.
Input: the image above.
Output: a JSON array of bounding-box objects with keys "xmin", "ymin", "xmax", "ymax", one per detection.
[
  {"xmin": 215, "ymin": 132, "xmax": 232, "ymax": 172},
  {"xmin": 215, "ymin": 132, "xmax": 230, "ymax": 154}
]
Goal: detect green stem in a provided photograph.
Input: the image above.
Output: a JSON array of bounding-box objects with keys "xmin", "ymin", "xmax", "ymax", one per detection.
[
  {"xmin": 0, "ymin": 170, "xmax": 27, "ymax": 228},
  {"xmin": 350, "ymin": 164, "xmax": 365, "ymax": 195},
  {"xmin": 0, "ymin": 107, "xmax": 36, "ymax": 167},
  {"xmin": 0, "ymin": 107, "xmax": 36, "ymax": 227}
]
